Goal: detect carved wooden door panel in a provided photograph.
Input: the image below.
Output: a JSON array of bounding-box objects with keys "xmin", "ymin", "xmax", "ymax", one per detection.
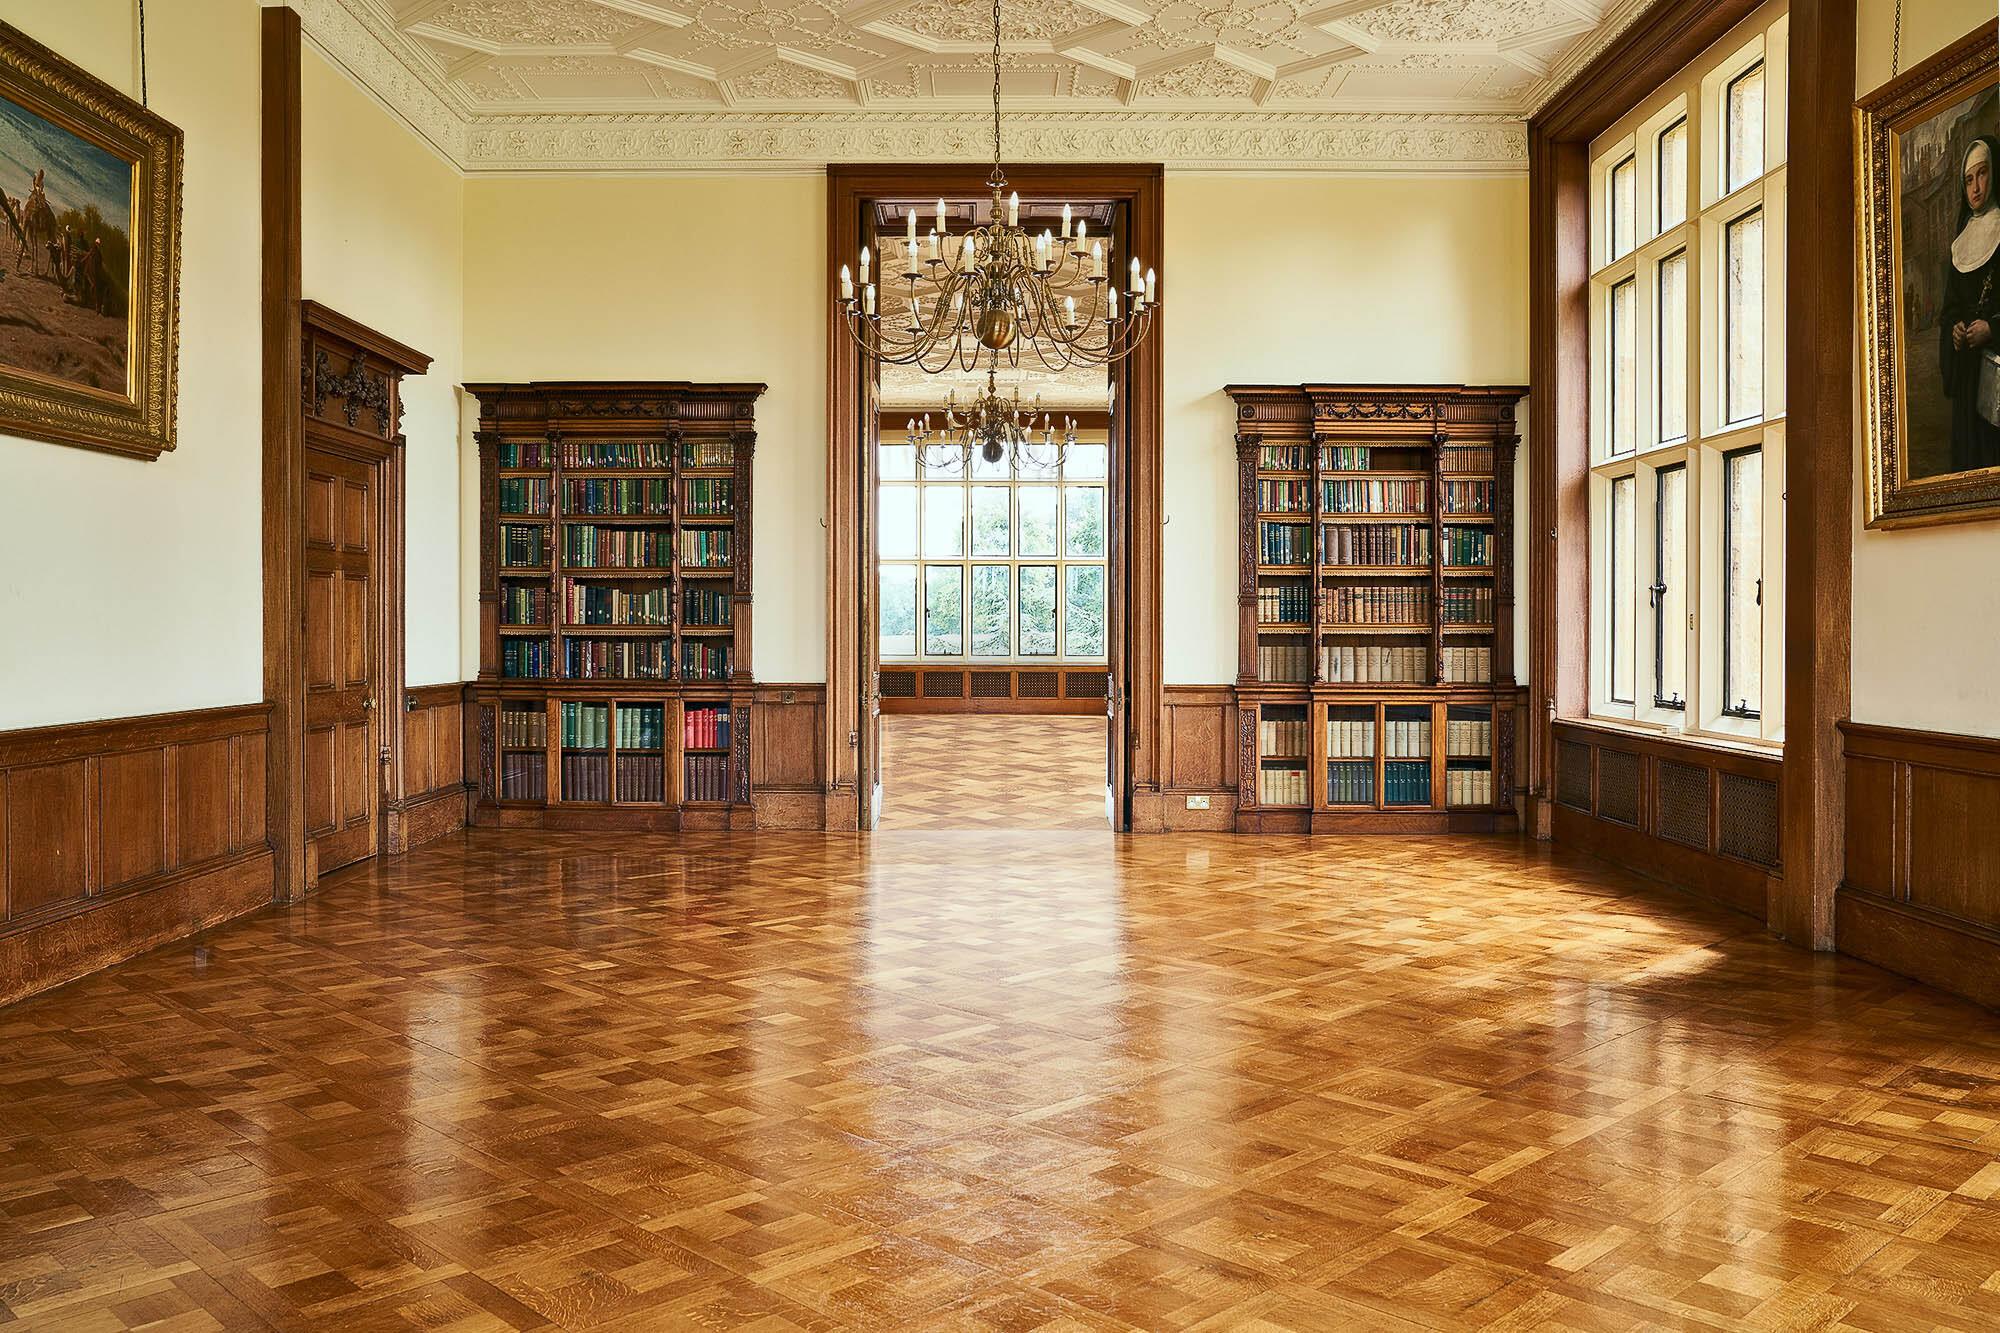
[{"xmin": 303, "ymin": 446, "xmax": 379, "ymax": 876}]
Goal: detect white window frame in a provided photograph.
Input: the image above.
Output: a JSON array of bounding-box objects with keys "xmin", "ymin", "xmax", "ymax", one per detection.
[
  {"xmin": 877, "ymin": 434, "xmax": 1109, "ymax": 664},
  {"xmin": 1586, "ymin": 5, "xmax": 1788, "ymax": 748}
]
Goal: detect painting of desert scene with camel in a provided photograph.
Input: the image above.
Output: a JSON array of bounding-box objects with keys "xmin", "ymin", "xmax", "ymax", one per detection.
[{"xmin": 0, "ymin": 90, "xmax": 132, "ymax": 397}]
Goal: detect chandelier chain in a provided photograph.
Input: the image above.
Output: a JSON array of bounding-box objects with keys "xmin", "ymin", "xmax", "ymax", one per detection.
[
  {"xmin": 990, "ymin": 0, "xmax": 1005, "ymax": 190},
  {"xmin": 834, "ymin": 0, "xmax": 1154, "ymax": 383}
]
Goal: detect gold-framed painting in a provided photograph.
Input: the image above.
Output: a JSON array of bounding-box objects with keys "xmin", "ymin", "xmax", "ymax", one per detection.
[{"xmin": 0, "ymin": 20, "xmax": 180, "ymax": 461}]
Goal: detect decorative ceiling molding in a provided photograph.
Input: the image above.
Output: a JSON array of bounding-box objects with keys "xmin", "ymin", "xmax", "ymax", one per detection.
[
  {"xmin": 291, "ymin": 0, "xmax": 468, "ymax": 163},
  {"xmin": 1521, "ymin": 0, "xmax": 1659, "ymax": 115},
  {"xmin": 461, "ymin": 110, "xmax": 1525, "ymax": 171},
  {"xmin": 291, "ymin": 0, "xmax": 1656, "ymax": 173}
]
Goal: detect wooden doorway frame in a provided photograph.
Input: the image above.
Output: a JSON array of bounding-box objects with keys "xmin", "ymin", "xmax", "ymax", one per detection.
[
  {"xmin": 299, "ymin": 302, "xmax": 432, "ymax": 882},
  {"xmin": 262, "ymin": 9, "xmax": 433, "ymax": 897},
  {"xmin": 824, "ymin": 164, "xmax": 1166, "ymax": 832}
]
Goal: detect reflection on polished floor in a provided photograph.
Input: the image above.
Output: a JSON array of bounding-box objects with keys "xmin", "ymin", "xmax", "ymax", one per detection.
[
  {"xmin": 4, "ymin": 828, "xmax": 2000, "ymax": 1330},
  {"xmin": 877, "ymin": 714, "xmax": 1107, "ymax": 830}
]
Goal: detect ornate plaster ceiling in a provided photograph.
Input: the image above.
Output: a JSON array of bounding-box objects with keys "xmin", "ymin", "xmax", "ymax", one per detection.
[{"xmin": 296, "ymin": 0, "xmax": 1658, "ymax": 171}]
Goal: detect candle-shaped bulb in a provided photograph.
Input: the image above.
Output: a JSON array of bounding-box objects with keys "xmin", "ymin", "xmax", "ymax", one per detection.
[
  {"xmin": 928, "ymin": 228, "xmax": 940, "ymax": 261},
  {"xmin": 1145, "ymin": 267, "xmax": 1157, "ymax": 306},
  {"xmin": 906, "ymin": 207, "xmax": 917, "ymax": 246},
  {"xmin": 1129, "ymin": 257, "xmax": 1142, "ymax": 294},
  {"xmin": 1064, "ymin": 294, "xmax": 1077, "ymax": 328},
  {"xmin": 937, "ymin": 198, "xmax": 947, "ymax": 233},
  {"xmin": 1090, "ymin": 239, "xmax": 1103, "ymax": 279},
  {"xmin": 860, "ymin": 246, "xmax": 871, "ymax": 284},
  {"xmin": 863, "ymin": 283, "xmax": 876, "ymax": 316},
  {"xmin": 1062, "ymin": 203, "xmax": 1072, "ymax": 239},
  {"xmin": 839, "ymin": 264, "xmax": 852, "ymax": 301},
  {"xmin": 1008, "ymin": 191, "xmax": 1019, "ymax": 227},
  {"xmin": 1108, "ymin": 287, "xmax": 1118, "ymax": 320}
]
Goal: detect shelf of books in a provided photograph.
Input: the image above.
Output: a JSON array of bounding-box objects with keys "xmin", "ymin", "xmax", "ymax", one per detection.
[
  {"xmin": 468, "ymin": 382, "xmax": 764, "ymax": 830},
  {"xmin": 1230, "ymin": 383, "xmax": 1523, "ymax": 833}
]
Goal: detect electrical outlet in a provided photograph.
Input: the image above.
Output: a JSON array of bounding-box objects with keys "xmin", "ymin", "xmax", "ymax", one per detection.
[{"xmin": 1185, "ymin": 794, "xmax": 1210, "ymax": 811}]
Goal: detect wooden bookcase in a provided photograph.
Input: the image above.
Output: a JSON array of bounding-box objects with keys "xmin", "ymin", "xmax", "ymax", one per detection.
[
  {"xmin": 465, "ymin": 382, "xmax": 763, "ymax": 830},
  {"xmin": 1228, "ymin": 384, "xmax": 1524, "ymax": 833}
]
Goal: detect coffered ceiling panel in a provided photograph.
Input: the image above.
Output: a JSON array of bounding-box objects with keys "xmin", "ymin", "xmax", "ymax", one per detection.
[{"xmin": 301, "ymin": 0, "xmax": 1656, "ymax": 170}]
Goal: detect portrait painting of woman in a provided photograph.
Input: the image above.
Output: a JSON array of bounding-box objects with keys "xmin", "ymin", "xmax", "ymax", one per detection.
[
  {"xmin": 1937, "ymin": 134, "xmax": 2000, "ymax": 474},
  {"xmin": 1860, "ymin": 24, "xmax": 2000, "ymax": 525}
]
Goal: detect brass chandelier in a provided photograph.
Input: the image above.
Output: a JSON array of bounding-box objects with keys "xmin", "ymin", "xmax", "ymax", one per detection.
[
  {"xmin": 835, "ymin": 0, "xmax": 1158, "ymax": 378},
  {"xmin": 905, "ymin": 368, "xmax": 1079, "ymax": 470}
]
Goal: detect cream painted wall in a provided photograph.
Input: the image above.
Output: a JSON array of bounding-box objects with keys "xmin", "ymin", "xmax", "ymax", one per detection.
[
  {"xmin": 301, "ymin": 47, "xmax": 465, "ymax": 688},
  {"xmin": 0, "ymin": 0, "xmax": 263, "ymax": 729},
  {"xmin": 1162, "ymin": 173, "xmax": 1532, "ymax": 683},
  {"xmin": 1851, "ymin": 0, "xmax": 2000, "ymax": 738},
  {"xmin": 461, "ymin": 175, "xmax": 827, "ymax": 683}
]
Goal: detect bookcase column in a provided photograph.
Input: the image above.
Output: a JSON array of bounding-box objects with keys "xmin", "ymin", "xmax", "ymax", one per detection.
[
  {"xmin": 1234, "ymin": 431, "xmax": 1260, "ymax": 686},
  {"xmin": 732, "ymin": 425, "xmax": 755, "ymax": 683}
]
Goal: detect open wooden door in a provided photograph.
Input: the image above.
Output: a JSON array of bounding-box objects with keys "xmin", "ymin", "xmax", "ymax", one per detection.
[
  {"xmin": 860, "ymin": 335, "xmax": 883, "ymax": 829},
  {"xmin": 1106, "ymin": 335, "xmax": 1130, "ymax": 831}
]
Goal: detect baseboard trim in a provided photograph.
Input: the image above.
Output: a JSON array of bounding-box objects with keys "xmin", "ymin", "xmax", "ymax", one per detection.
[
  {"xmin": 0, "ymin": 848, "xmax": 274, "ymax": 1008},
  {"xmin": 385, "ymin": 782, "xmax": 469, "ymax": 854},
  {"xmin": 1837, "ymin": 888, "xmax": 2000, "ymax": 1012},
  {"xmin": 752, "ymin": 785, "xmax": 827, "ymax": 830}
]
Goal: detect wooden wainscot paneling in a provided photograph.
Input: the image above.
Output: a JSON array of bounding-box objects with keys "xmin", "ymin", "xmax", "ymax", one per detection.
[
  {"xmin": 877, "ymin": 666, "xmax": 1109, "ymax": 716},
  {"xmin": 1838, "ymin": 722, "xmax": 2000, "ymax": 1011},
  {"xmin": 1162, "ymin": 686, "xmax": 1238, "ymax": 830},
  {"xmin": 751, "ymin": 684, "xmax": 827, "ymax": 829},
  {"xmin": 0, "ymin": 704, "xmax": 275, "ymax": 1007},
  {"xmin": 385, "ymin": 683, "xmax": 469, "ymax": 854},
  {"xmin": 1550, "ymin": 718, "xmax": 1781, "ymax": 919}
]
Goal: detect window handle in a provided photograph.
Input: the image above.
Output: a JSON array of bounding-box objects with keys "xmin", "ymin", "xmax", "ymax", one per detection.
[
  {"xmin": 1755, "ymin": 576, "xmax": 1763, "ymax": 608},
  {"xmin": 1648, "ymin": 581, "xmax": 1666, "ymax": 608}
]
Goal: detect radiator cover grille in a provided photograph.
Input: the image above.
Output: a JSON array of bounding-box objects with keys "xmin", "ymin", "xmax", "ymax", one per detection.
[
  {"xmin": 1066, "ymin": 671, "xmax": 1109, "ymax": 699},
  {"xmin": 1656, "ymin": 760, "xmax": 1710, "ymax": 848},
  {"xmin": 1596, "ymin": 748, "xmax": 1641, "ymax": 826},
  {"xmin": 1018, "ymin": 671, "xmax": 1059, "ymax": 698},
  {"xmin": 1718, "ymin": 772, "xmax": 1781, "ymax": 868},
  {"xmin": 1556, "ymin": 739, "xmax": 1592, "ymax": 811},
  {"xmin": 921, "ymin": 672, "xmax": 964, "ymax": 698}
]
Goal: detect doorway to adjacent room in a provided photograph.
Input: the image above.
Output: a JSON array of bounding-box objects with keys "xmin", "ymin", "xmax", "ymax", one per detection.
[{"xmin": 862, "ymin": 189, "xmax": 1120, "ymax": 831}]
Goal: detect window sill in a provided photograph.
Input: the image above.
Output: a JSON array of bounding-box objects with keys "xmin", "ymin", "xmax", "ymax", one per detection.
[
  {"xmin": 1572, "ymin": 712, "xmax": 1781, "ymax": 758},
  {"xmin": 880, "ymin": 659, "xmax": 1110, "ymax": 667}
]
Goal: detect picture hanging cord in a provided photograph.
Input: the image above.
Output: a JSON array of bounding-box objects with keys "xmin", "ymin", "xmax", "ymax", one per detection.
[
  {"xmin": 135, "ymin": 0, "xmax": 148, "ymax": 106},
  {"xmin": 1891, "ymin": 0, "xmax": 1901, "ymax": 77}
]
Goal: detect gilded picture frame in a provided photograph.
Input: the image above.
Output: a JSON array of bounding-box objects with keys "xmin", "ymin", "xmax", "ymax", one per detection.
[
  {"xmin": 1859, "ymin": 20, "xmax": 2000, "ymax": 528},
  {"xmin": 0, "ymin": 19, "xmax": 181, "ymax": 461}
]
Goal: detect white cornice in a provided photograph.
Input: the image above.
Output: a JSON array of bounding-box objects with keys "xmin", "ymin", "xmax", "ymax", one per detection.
[
  {"xmin": 1521, "ymin": 0, "xmax": 1661, "ymax": 117},
  {"xmin": 461, "ymin": 111, "xmax": 1525, "ymax": 172},
  {"xmin": 291, "ymin": 0, "xmax": 1529, "ymax": 173},
  {"xmin": 290, "ymin": 0, "xmax": 468, "ymax": 162}
]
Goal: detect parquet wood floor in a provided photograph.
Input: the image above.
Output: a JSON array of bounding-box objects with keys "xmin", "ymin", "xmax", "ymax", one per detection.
[
  {"xmin": 4, "ymin": 829, "xmax": 2000, "ymax": 1331},
  {"xmin": 878, "ymin": 716, "xmax": 1108, "ymax": 830}
]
